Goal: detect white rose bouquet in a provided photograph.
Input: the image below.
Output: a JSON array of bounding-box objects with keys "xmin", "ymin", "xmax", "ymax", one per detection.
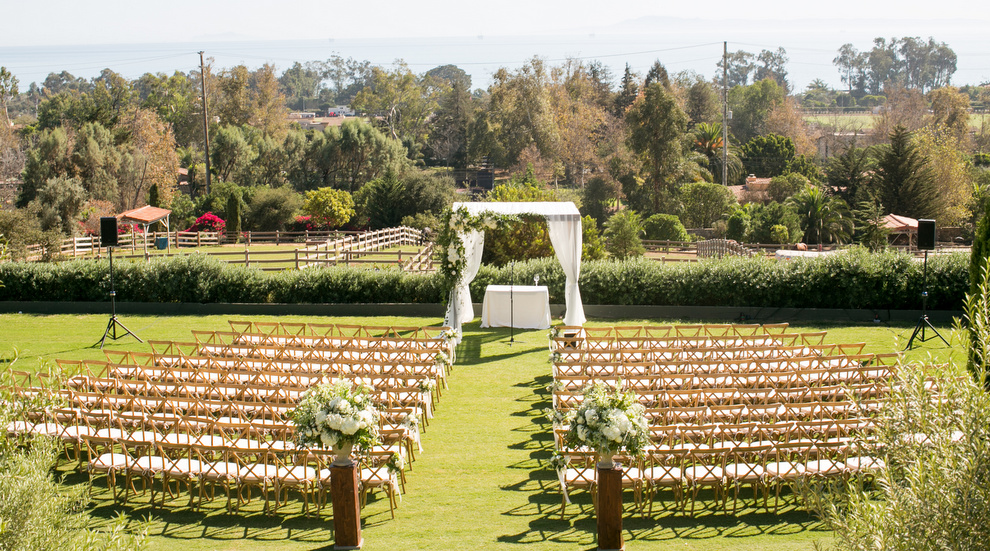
[
  {"xmin": 291, "ymin": 381, "xmax": 381, "ymax": 453},
  {"xmin": 563, "ymin": 383, "xmax": 650, "ymax": 458}
]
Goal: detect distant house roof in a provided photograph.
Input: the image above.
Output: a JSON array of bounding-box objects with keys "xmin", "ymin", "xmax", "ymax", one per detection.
[
  {"xmin": 728, "ymin": 175, "xmax": 772, "ymax": 205},
  {"xmin": 118, "ymin": 205, "xmax": 172, "ymax": 226},
  {"xmin": 745, "ymin": 175, "xmax": 771, "ymax": 191},
  {"xmin": 883, "ymin": 214, "xmax": 918, "ymax": 233},
  {"xmin": 727, "ymin": 185, "xmax": 747, "ymax": 202}
]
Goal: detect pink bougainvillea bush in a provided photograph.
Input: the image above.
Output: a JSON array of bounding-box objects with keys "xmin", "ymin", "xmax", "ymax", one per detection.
[
  {"xmin": 288, "ymin": 215, "xmax": 322, "ymax": 232},
  {"xmin": 186, "ymin": 212, "xmax": 226, "ymax": 234}
]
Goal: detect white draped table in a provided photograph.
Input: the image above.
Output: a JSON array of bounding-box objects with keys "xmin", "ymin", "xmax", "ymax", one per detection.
[{"xmin": 480, "ymin": 285, "xmax": 551, "ymax": 329}]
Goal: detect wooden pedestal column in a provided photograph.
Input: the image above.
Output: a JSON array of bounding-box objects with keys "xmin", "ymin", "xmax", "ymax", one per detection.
[
  {"xmin": 597, "ymin": 464, "xmax": 624, "ymax": 551},
  {"xmin": 331, "ymin": 461, "xmax": 363, "ymax": 550}
]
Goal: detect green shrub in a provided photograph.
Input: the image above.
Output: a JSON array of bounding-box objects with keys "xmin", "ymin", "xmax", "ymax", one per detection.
[
  {"xmin": 0, "ymin": 357, "xmax": 147, "ymax": 551},
  {"xmin": 604, "ymin": 210, "xmax": 645, "ymax": 260},
  {"xmin": 725, "ymin": 210, "xmax": 749, "ymax": 241},
  {"xmin": 769, "ymin": 224, "xmax": 790, "ymax": 244},
  {"xmin": 642, "ymin": 214, "xmax": 689, "ymax": 241},
  {"xmin": 581, "ymin": 215, "xmax": 607, "ymax": 261},
  {"xmin": 267, "ymin": 266, "xmax": 444, "ymax": 304},
  {"xmin": 0, "ymin": 248, "xmax": 969, "ymax": 310}
]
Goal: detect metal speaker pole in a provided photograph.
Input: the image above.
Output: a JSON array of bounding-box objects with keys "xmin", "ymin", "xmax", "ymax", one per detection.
[
  {"xmin": 95, "ymin": 247, "xmax": 143, "ymax": 348},
  {"xmin": 509, "ymin": 261, "xmax": 515, "ymax": 345},
  {"xmin": 905, "ymin": 249, "xmax": 948, "ymax": 350}
]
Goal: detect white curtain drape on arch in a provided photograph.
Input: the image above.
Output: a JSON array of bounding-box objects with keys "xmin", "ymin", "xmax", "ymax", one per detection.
[{"xmin": 443, "ymin": 202, "xmax": 586, "ymax": 339}]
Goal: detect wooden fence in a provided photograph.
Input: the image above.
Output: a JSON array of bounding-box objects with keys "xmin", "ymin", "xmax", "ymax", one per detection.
[
  {"xmin": 294, "ymin": 226, "xmax": 427, "ymax": 270},
  {"xmin": 21, "ymin": 230, "xmax": 966, "ymax": 270},
  {"xmin": 22, "ymin": 227, "xmax": 436, "ymax": 273}
]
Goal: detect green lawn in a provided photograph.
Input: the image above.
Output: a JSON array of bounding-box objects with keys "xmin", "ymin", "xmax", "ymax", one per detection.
[
  {"xmin": 803, "ymin": 111, "xmax": 989, "ymax": 132},
  {"xmin": 0, "ymin": 313, "xmax": 967, "ymax": 550}
]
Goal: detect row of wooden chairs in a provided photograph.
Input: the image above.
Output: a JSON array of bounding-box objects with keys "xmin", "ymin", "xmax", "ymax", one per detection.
[
  {"xmin": 98, "ymin": 351, "xmax": 448, "ymax": 390},
  {"xmin": 556, "ymin": 438, "xmax": 881, "ymax": 517},
  {"xmin": 551, "ymin": 364, "xmax": 896, "ymax": 392},
  {"xmin": 195, "ymin": 330, "xmax": 452, "ymax": 359},
  {"xmin": 82, "ymin": 435, "xmax": 403, "ymax": 517},
  {"xmin": 64, "ymin": 364, "xmax": 438, "ymax": 409},
  {"xmin": 554, "ymin": 344, "xmax": 870, "ymax": 366},
  {"xmin": 553, "ymin": 352, "xmax": 896, "ymax": 375},
  {"xmin": 555, "ymin": 323, "xmax": 793, "ymax": 340},
  {"xmin": 553, "ymin": 384, "xmax": 887, "ymax": 413},
  {"xmin": 228, "ymin": 320, "xmax": 451, "ymax": 340}
]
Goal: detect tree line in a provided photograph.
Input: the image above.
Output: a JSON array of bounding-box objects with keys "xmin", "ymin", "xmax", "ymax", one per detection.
[{"xmin": 0, "ymin": 35, "xmax": 988, "ymax": 263}]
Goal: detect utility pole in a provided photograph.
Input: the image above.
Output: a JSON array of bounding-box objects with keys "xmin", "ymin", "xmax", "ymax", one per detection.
[
  {"xmin": 722, "ymin": 41, "xmax": 729, "ymax": 187},
  {"xmin": 198, "ymin": 51, "xmax": 212, "ymax": 196}
]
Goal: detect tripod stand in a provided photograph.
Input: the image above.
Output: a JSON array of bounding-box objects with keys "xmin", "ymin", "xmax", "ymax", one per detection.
[
  {"xmin": 906, "ymin": 249, "xmax": 948, "ymax": 350},
  {"xmin": 95, "ymin": 247, "xmax": 143, "ymax": 349}
]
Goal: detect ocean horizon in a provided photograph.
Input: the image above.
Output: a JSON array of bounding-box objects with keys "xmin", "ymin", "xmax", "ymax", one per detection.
[{"xmin": 2, "ymin": 18, "xmax": 987, "ymax": 93}]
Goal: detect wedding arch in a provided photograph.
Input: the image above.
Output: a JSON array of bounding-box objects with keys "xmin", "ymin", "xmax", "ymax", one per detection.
[{"xmin": 442, "ymin": 201, "xmax": 586, "ymax": 338}]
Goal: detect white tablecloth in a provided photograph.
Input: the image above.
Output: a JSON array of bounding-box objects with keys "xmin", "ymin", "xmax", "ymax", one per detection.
[{"xmin": 481, "ymin": 285, "xmax": 551, "ymax": 329}]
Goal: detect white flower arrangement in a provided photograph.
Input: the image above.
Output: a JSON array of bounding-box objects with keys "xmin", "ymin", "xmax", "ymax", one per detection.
[
  {"xmin": 562, "ymin": 383, "xmax": 651, "ymax": 457},
  {"xmin": 418, "ymin": 378, "xmax": 437, "ymax": 394},
  {"xmin": 386, "ymin": 451, "xmax": 406, "ymax": 475},
  {"xmin": 436, "ymin": 206, "xmax": 517, "ymax": 296},
  {"xmin": 548, "ymin": 452, "xmax": 570, "ymax": 472},
  {"xmin": 399, "ymin": 412, "xmax": 419, "ymax": 432},
  {"xmin": 291, "ymin": 381, "xmax": 381, "ymax": 453},
  {"xmin": 434, "ymin": 352, "xmax": 451, "ymax": 372},
  {"xmin": 542, "ymin": 406, "xmax": 569, "ymax": 427}
]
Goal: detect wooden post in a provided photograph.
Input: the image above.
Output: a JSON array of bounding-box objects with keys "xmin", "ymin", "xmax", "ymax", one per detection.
[
  {"xmin": 597, "ymin": 464, "xmax": 624, "ymax": 551},
  {"xmin": 331, "ymin": 462, "xmax": 363, "ymax": 550}
]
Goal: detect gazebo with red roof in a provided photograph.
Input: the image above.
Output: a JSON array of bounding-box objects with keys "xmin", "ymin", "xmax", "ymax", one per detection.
[
  {"xmin": 117, "ymin": 205, "xmax": 172, "ymax": 252},
  {"xmin": 883, "ymin": 214, "xmax": 917, "ymax": 247}
]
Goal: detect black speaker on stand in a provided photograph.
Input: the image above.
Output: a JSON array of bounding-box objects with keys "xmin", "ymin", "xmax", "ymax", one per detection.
[
  {"xmin": 95, "ymin": 217, "xmax": 143, "ymax": 349},
  {"xmin": 906, "ymin": 219, "xmax": 948, "ymax": 349}
]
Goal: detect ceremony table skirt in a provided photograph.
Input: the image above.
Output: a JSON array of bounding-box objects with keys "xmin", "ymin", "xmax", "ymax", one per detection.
[{"xmin": 480, "ymin": 285, "xmax": 551, "ymax": 329}]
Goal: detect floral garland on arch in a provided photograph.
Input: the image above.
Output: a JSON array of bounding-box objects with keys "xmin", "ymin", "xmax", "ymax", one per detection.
[
  {"xmin": 290, "ymin": 381, "xmax": 381, "ymax": 454},
  {"xmin": 436, "ymin": 206, "xmax": 517, "ymax": 298},
  {"xmin": 563, "ymin": 383, "xmax": 651, "ymax": 458}
]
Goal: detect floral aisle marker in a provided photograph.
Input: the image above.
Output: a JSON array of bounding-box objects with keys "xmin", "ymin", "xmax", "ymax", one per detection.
[
  {"xmin": 562, "ymin": 383, "xmax": 651, "ymax": 467},
  {"xmin": 559, "ymin": 383, "xmax": 649, "ymax": 551},
  {"xmin": 292, "ymin": 381, "xmax": 380, "ymax": 549},
  {"xmin": 291, "ymin": 381, "xmax": 382, "ymax": 464}
]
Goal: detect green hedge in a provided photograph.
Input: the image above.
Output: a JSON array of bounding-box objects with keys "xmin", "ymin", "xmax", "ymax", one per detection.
[{"xmin": 0, "ymin": 249, "xmax": 969, "ymax": 310}]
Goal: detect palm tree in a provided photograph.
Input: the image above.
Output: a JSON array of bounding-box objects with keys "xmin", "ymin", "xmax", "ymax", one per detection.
[
  {"xmin": 787, "ymin": 186, "xmax": 854, "ymax": 244},
  {"xmin": 693, "ymin": 122, "xmax": 744, "ymax": 185},
  {"xmin": 694, "ymin": 122, "xmax": 724, "ymax": 158}
]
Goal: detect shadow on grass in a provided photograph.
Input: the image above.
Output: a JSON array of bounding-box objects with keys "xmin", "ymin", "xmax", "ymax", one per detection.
[
  {"xmin": 455, "ymin": 325, "xmax": 549, "ymax": 366},
  {"xmin": 76, "ymin": 477, "xmax": 337, "ymax": 546}
]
